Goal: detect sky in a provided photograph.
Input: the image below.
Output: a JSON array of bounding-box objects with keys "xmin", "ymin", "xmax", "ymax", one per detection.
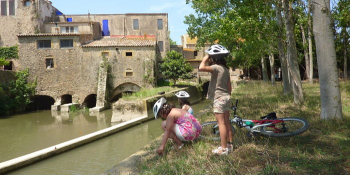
[{"xmin": 50, "ymin": 0, "xmax": 196, "ymax": 45}]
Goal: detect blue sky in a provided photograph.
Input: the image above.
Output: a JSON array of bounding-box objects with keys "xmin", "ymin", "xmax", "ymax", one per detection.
[{"xmin": 50, "ymin": 0, "xmax": 196, "ymax": 45}]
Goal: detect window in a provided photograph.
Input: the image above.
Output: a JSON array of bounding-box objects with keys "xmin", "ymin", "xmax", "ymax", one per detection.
[
  {"xmin": 60, "ymin": 39, "xmax": 73, "ymax": 48},
  {"xmin": 24, "ymin": 0, "xmax": 31, "ymax": 6},
  {"xmin": 9, "ymin": 0, "xmax": 14, "ymax": 15},
  {"xmin": 133, "ymin": 19, "xmax": 139, "ymax": 30},
  {"xmin": 101, "ymin": 51, "xmax": 110, "ymax": 57},
  {"xmin": 194, "ymin": 51, "xmax": 198, "ymax": 57},
  {"xmin": 1, "ymin": 0, "xmax": 7, "ymax": 16},
  {"xmin": 158, "ymin": 41, "xmax": 164, "ymax": 52},
  {"xmin": 126, "ymin": 52, "xmax": 132, "ymax": 57},
  {"xmin": 46, "ymin": 58, "xmax": 54, "ymax": 69},
  {"xmin": 125, "ymin": 68, "xmax": 133, "ymax": 77},
  {"xmin": 38, "ymin": 40, "xmax": 51, "ymax": 49},
  {"xmin": 61, "ymin": 26, "xmax": 78, "ymax": 33},
  {"xmin": 157, "ymin": 19, "xmax": 163, "ymax": 30},
  {"xmin": 3, "ymin": 61, "xmax": 12, "ymax": 70}
]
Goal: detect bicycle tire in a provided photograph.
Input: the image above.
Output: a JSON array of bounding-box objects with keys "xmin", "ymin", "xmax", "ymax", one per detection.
[
  {"xmin": 199, "ymin": 121, "xmax": 235, "ymax": 141},
  {"xmin": 259, "ymin": 117, "xmax": 309, "ymax": 137}
]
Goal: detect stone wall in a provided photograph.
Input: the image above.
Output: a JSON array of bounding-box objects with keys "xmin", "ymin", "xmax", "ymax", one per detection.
[
  {"xmin": 111, "ymin": 86, "xmax": 203, "ymax": 122},
  {"xmin": 0, "ymin": 71, "xmax": 15, "ymax": 85}
]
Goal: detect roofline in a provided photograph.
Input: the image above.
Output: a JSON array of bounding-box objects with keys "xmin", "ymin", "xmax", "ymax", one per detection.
[
  {"xmin": 17, "ymin": 33, "xmax": 84, "ymax": 37},
  {"xmin": 63, "ymin": 13, "xmax": 168, "ymax": 16}
]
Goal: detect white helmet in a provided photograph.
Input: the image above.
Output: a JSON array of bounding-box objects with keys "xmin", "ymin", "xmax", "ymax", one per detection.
[
  {"xmin": 205, "ymin": 44, "xmax": 229, "ymax": 55},
  {"xmin": 153, "ymin": 97, "xmax": 167, "ymax": 119},
  {"xmin": 175, "ymin": 91, "xmax": 190, "ymax": 98}
]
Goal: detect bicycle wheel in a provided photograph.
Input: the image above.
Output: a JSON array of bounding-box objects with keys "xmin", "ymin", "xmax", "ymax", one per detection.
[
  {"xmin": 199, "ymin": 121, "xmax": 235, "ymax": 141},
  {"xmin": 259, "ymin": 117, "xmax": 309, "ymax": 137}
]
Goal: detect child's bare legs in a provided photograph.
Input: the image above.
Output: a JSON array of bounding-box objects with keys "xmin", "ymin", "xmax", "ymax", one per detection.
[
  {"xmin": 224, "ymin": 110, "xmax": 233, "ymax": 143},
  {"xmin": 161, "ymin": 121, "xmax": 183, "ymax": 147},
  {"xmin": 215, "ymin": 113, "xmax": 227, "ymax": 149}
]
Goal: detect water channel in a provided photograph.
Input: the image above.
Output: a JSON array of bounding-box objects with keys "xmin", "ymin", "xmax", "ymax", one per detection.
[{"xmin": 0, "ymin": 100, "xmax": 211, "ymax": 174}]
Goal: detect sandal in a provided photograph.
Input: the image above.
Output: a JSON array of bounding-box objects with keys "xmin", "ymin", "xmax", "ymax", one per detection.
[
  {"xmin": 212, "ymin": 146, "xmax": 229, "ymax": 155},
  {"xmin": 227, "ymin": 144, "xmax": 233, "ymax": 152}
]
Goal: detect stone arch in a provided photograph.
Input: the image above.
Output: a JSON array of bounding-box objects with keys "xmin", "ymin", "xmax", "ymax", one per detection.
[
  {"xmin": 110, "ymin": 83, "xmax": 141, "ymax": 102},
  {"xmin": 83, "ymin": 94, "xmax": 97, "ymax": 108},
  {"xmin": 27, "ymin": 95, "xmax": 55, "ymax": 110},
  {"xmin": 61, "ymin": 94, "xmax": 72, "ymax": 105}
]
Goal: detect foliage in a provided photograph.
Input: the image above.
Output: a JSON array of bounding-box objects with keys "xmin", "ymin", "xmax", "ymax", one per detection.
[
  {"xmin": 0, "ymin": 69, "xmax": 36, "ymax": 115},
  {"xmin": 0, "ymin": 45, "xmax": 18, "ymax": 59},
  {"xmin": 159, "ymin": 51, "xmax": 194, "ymax": 85},
  {"xmin": 0, "ymin": 57, "xmax": 9, "ymax": 66},
  {"xmin": 137, "ymin": 80, "xmax": 350, "ymax": 174}
]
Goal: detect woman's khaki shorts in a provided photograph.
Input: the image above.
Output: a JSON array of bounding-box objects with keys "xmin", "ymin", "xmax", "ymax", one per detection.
[{"xmin": 213, "ymin": 95, "xmax": 231, "ymax": 113}]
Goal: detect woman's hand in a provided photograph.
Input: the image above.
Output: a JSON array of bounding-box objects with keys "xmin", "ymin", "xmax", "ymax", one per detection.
[{"xmin": 157, "ymin": 146, "xmax": 164, "ymax": 156}]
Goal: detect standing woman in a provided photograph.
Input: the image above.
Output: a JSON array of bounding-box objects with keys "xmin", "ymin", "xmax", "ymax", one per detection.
[
  {"xmin": 175, "ymin": 90, "xmax": 194, "ymax": 115},
  {"xmin": 153, "ymin": 97, "xmax": 202, "ymax": 155},
  {"xmin": 199, "ymin": 44, "xmax": 233, "ymax": 155}
]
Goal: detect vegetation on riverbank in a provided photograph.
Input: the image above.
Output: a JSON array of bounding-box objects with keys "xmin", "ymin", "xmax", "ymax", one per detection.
[
  {"xmin": 137, "ymin": 80, "xmax": 350, "ymax": 174},
  {"xmin": 121, "ymin": 86, "xmax": 180, "ymax": 100},
  {"xmin": 0, "ymin": 69, "xmax": 36, "ymax": 116}
]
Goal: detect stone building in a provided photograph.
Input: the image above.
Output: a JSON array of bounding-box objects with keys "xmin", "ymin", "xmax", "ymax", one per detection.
[{"xmin": 0, "ymin": 0, "xmax": 169, "ymax": 111}]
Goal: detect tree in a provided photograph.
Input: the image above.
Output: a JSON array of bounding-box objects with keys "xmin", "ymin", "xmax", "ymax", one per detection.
[
  {"xmin": 282, "ymin": 0, "xmax": 304, "ymax": 105},
  {"xmin": 159, "ymin": 51, "xmax": 193, "ymax": 85},
  {"xmin": 312, "ymin": 0, "xmax": 342, "ymax": 119}
]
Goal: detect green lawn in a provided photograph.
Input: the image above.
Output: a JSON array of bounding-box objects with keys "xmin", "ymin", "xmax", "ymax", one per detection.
[{"xmin": 137, "ymin": 80, "xmax": 350, "ymax": 175}]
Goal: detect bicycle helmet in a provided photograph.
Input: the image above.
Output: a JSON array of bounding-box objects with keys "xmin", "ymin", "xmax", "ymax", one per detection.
[
  {"xmin": 153, "ymin": 97, "xmax": 167, "ymax": 119},
  {"xmin": 205, "ymin": 44, "xmax": 229, "ymax": 60},
  {"xmin": 175, "ymin": 91, "xmax": 190, "ymax": 98}
]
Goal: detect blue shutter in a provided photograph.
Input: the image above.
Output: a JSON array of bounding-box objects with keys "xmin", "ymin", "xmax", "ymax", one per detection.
[
  {"xmin": 67, "ymin": 18, "xmax": 72, "ymax": 22},
  {"xmin": 102, "ymin": 20, "xmax": 110, "ymax": 36}
]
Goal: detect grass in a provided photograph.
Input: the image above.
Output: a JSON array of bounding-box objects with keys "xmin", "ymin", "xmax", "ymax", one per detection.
[{"xmin": 136, "ymin": 80, "xmax": 350, "ymax": 175}]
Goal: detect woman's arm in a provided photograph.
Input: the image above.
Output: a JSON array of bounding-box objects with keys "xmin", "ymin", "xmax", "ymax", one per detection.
[
  {"xmin": 157, "ymin": 116, "xmax": 175, "ymax": 155},
  {"xmin": 199, "ymin": 55, "xmax": 213, "ymax": 73}
]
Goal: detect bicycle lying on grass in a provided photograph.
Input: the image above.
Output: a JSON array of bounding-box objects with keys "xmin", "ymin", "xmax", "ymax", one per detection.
[{"xmin": 200, "ymin": 99, "xmax": 309, "ymax": 141}]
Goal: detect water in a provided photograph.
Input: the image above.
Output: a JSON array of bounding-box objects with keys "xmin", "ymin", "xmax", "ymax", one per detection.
[{"xmin": 0, "ymin": 100, "xmax": 211, "ymax": 174}]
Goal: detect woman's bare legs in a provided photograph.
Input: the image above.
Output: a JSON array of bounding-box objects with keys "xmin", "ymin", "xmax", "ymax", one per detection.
[
  {"xmin": 215, "ymin": 113, "xmax": 227, "ymax": 149},
  {"xmin": 161, "ymin": 121, "xmax": 183, "ymax": 147},
  {"xmin": 224, "ymin": 110, "xmax": 233, "ymax": 143}
]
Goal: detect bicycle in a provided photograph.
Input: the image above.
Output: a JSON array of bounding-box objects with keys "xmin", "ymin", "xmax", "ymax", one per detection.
[{"xmin": 200, "ymin": 99, "xmax": 309, "ymax": 141}]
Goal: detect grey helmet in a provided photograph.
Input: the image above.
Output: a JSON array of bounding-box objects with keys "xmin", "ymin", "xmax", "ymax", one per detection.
[
  {"xmin": 153, "ymin": 97, "xmax": 167, "ymax": 119},
  {"xmin": 175, "ymin": 91, "xmax": 190, "ymax": 98}
]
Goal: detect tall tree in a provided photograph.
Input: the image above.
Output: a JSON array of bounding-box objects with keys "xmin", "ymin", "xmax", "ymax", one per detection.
[
  {"xmin": 282, "ymin": 0, "xmax": 304, "ymax": 104},
  {"xmin": 311, "ymin": 0, "xmax": 342, "ymax": 119}
]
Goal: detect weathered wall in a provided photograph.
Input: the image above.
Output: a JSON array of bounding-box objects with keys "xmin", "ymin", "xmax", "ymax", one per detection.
[
  {"xmin": 0, "ymin": 0, "xmax": 58, "ymax": 47},
  {"xmin": 0, "ymin": 71, "xmax": 15, "ymax": 85}
]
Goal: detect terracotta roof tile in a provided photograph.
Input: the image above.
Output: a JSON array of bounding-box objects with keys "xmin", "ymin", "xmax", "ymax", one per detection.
[{"xmin": 82, "ymin": 37, "xmax": 156, "ymax": 47}]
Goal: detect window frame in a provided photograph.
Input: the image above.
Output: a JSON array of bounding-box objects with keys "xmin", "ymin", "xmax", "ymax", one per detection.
[
  {"xmin": 157, "ymin": 19, "xmax": 163, "ymax": 30},
  {"xmin": 60, "ymin": 26, "xmax": 78, "ymax": 34},
  {"xmin": 37, "ymin": 40, "xmax": 52, "ymax": 49},
  {"xmin": 125, "ymin": 68, "xmax": 133, "ymax": 77},
  {"xmin": 60, "ymin": 39, "xmax": 74, "ymax": 48},
  {"xmin": 158, "ymin": 41, "xmax": 164, "ymax": 52},
  {"xmin": 1, "ymin": 0, "xmax": 7, "ymax": 16},
  {"xmin": 133, "ymin": 19, "xmax": 139, "ymax": 30},
  {"xmin": 45, "ymin": 57, "xmax": 55, "ymax": 69}
]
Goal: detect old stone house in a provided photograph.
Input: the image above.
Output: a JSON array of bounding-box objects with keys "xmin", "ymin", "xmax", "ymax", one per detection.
[{"xmin": 0, "ymin": 0, "xmax": 169, "ymax": 110}]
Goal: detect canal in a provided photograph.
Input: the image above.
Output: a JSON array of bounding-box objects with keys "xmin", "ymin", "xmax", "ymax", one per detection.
[{"xmin": 0, "ymin": 100, "xmax": 211, "ymax": 174}]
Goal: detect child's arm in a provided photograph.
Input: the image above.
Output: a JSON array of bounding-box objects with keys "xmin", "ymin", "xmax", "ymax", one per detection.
[
  {"xmin": 199, "ymin": 55, "xmax": 213, "ymax": 73},
  {"xmin": 157, "ymin": 116, "xmax": 175, "ymax": 155}
]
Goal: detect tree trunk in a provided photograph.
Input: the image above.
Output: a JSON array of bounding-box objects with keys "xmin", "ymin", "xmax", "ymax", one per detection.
[
  {"xmin": 312, "ymin": 0, "xmax": 342, "ymax": 119},
  {"xmin": 276, "ymin": 2, "xmax": 292, "ymax": 94},
  {"xmin": 301, "ymin": 25, "xmax": 310, "ymax": 80},
  {"xmin": 282, "ymin": 0, "xmax": 304, "ymax": 105},
  {"xmin": 269, "ymin": 53, "xmax": 275, "ymax": 85},
  {"xmin": 308, "ymin": 4, "xmax": 314, "ymax": 84},
  {"xmin": 261, "ymin": 56, "xmax": 269, "ymax": 82},
  {"xmin": 343, "ymin": 28, "xmax": 348, "ymax": 79}
]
